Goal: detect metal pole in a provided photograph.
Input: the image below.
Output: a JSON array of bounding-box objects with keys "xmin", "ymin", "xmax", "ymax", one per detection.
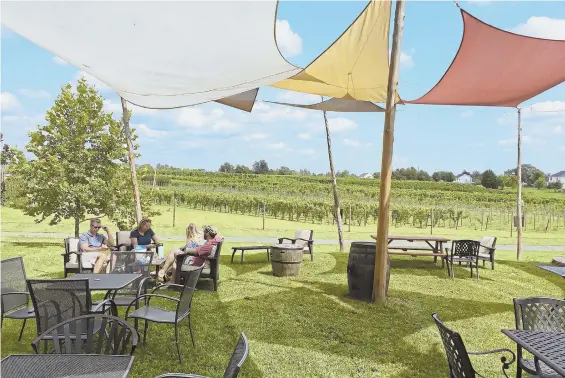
[
  {"xmin": 373, "ymin": 0, "xmax": 405, "ymax": 302},
  {"xmin": 516, "ymin": 108, "xmax": 523, "ymax": 260}
]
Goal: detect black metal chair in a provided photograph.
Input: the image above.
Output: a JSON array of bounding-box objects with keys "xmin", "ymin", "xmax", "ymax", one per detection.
[
  {"xmin": 513, "ymin": 297, "xmax": 565, "ymax": 378},
  {"xmin": 432, "ymin": 313, "xmax": 515, "ymax": 378},
  {"xmin": 62, "ymin": 237, "xmax": 94, "ymax": 277},
  {"xmin": 153, "ymin": 332, "xmax": 249, "ymax": 378},
  {"xmin": 445, "ymin": 240, "xmax": 481, "ymax": 280},
  {"xmin": 31, "ymin": 314, "xmax": 138, "ymax": 355},
  {"xmin": 125, "ymin": 266, "xmax": 203, "ymax": 364},
  {"xmin": 105, "ymin": 251, "xmax": 154, "ymax": 307},
  {"xmin": 1, "ymin": 256, "xmax": 35, "ymax": 341},
  {"xmin": 116, "ymin": 231, "xmax": 134, "ymax": 251},
  {"xmin": 175, "ymin": 241, "xmax": 223, "ymax": 291}
]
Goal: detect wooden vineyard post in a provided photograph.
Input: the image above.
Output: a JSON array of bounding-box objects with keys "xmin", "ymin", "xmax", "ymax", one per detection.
[
  {"xmin": 262, "ymin": 203, "xmax": 266, "ymax": 230},
  {"xmin": 373, "ymin": 0, "xmax": 405, "ymax": 302},
  {"xmin": 121, "ymin": 98, "xmax": 142, "ymax": 224},
  {"xmin": 516, "ymin": 108, "xmax": 523, "ymax": 260},
  {"xmin": 430, "ymin": 207, "xmax": 433, "ymax": 235},
  {"xmin": 173, "ymin": 191, "xmax": 176, "ymax": 228},
  {"xmin": 349, "ymin": 203, "xmax": 352, "ymax": 232}
]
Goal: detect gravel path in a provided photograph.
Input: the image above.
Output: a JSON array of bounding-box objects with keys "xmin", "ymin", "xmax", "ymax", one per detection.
[{"xmin": 2, "ymin": 232, "xmax": 564, "ymax": 251}]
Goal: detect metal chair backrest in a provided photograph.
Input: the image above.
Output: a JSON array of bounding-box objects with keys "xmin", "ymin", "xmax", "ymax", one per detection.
[
  {"xmin": 451, "ymin": 240, "xmax": 480, "ymax": 259},
  {"xmin": 109, "ymin": 251, "xmax": 153, "ymax": 276},
  {"xmin": 432, "ymin": 313, "xmax": 475, "ymax": 378},
  {"xmin": 223, "ymin": 332, "xmax": 249, "ymax": 378},
  {"xmin": 1, "ymin": 257, "xmax": 29, "ymax": 313},
  {"xmin": 514, "ymin": 297, "xmax": 565, "ymax": 332},
  {"xmin": 210, "ymin": 241, "xmax": 223, "ymax": 273},
  {"xmin": 176, "ymin": 266, "xmax": 203, "ymax": 320},
  {"xmin": 27, "ymin": 279, "xmax": 91, "ymax": 336},
  {"xmin": 31, "ymin": 314, "xmax": 138, "ymax": 355}
]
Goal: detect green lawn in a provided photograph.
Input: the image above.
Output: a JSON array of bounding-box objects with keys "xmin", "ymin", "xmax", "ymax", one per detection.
[
  {"xmin": 2, "ymin": 205, "xmax": 564, "ymax": 247},
  {"xmin": 1, "ymin": 237, "xmax": 564, "ymax": 377}
]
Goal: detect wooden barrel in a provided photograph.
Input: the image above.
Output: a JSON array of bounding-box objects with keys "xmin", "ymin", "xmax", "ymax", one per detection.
[
  {"xmin": 347, "ymin": 242, "xmax": 390, "ymax": 301},
  {"xmin": 270, "ymin": 244, "xmax": 304, "ymax": 277}
]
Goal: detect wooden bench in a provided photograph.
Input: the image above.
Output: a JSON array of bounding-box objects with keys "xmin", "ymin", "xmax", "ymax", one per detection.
[
  {"xmin": 389, "ymin": 246, "xmax": 432, "ymax": 252},
  {"xmin": 231, "ymin": 245, "xmax": 271, "ymax": 264}
]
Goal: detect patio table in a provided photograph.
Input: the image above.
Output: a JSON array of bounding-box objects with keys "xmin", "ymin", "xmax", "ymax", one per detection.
[
  {"xmin": 370, "ymin": 234, "xmax": 449, "ymax": 265},
  {"xmin": 502, "ymin": 329, "xmax": 565, "ymax": 376},
  {"xmin": 1, "ymin": 354, "xmax": 134, "ymax": 378},
  {"xmin": 231, "ymin": 245, "xmax": 271, "ymax": 264},
  {"xmin": 537, "ymin": 265, "xmax": 565, "ymax": 279},
  {"xmin": 66, "ymin": 273, "xmax": 141, "ymax": 291}
]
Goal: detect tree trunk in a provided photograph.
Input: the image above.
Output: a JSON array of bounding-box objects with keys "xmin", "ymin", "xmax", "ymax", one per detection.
[
  {"xmin": 322, "ymin": 109, "xmax": 344, "ymax": 252},
  {"xmin": 121, "ymin": 98, "xmax": 143, "ymax": 224},
  {"xmin": 74, "ymin": 198, "xmax": 81, "ymax": 237}
]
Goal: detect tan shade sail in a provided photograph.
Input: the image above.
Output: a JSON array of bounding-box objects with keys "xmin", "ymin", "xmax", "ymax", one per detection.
[
  {"xmin": 214, "ymin": 89, "xmax": 259, "ymax": 112},
  {"xmin": 270, "ymin": 0, "xmax": 399, "ymax": 103},
  {"xmin": 406, "ymin": 10, "xmax": 565, "ymax": 107},
  {"xmin": 265, "ymin": 98, "xmax": 384, "ymax": 112},
  {"xmin": 2, "ymin": 1, "xmax": 300, "ymax": 109}
]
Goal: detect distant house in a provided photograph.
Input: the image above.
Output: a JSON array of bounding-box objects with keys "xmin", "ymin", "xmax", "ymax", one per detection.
[
  {"xmin": 358, "ymin": 173, "xmax": 373, "ymax": 179},
  {"xmin": 456, "ymin": 173, "xmax": 473, "ymax": 184},
  {"xmin": 548, "ymin": 171, "xmax": 565, "ymax": 185}
]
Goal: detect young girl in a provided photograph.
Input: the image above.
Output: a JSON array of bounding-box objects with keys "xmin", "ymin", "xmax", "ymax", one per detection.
[{"xmin": 158, "ymin": 223, "xmax": 203, "ymax": 281}]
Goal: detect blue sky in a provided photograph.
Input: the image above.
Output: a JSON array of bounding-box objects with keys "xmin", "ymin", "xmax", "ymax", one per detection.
[{"xmin": 1, "ymin": 1, "xmax": 564, "ymax": 176}]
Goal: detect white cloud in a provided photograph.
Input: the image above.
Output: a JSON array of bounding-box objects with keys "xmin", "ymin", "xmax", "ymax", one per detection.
[
  {"xmin": 175, "ymin": 107, "xmax": 240, "ymax": 133},
  {"xmin": 510, "ymin": 17, "xmax": 565, "ymax": 40},
  {"xmin": 1, "ymin": 114, "xmax": 44, "ymax": 129},
  {"xmin": 276, "ymin": 91, "xmax": 319, "ymax": 104},
  {"xmin": 75, "ymin": 71, "xmax": 111, "ymax": 91},
  {"xmin": 267, "ymin": 142, "xmax": 288, "ymax": 151},
  {"xmin": 498, "ymin": 135, "xmax": 533, "ymax": 146},
  {"xmin": 132, "ymin": 123, "xmax": 167, "ymax": 138},
  {"xmin": 343, "ymin": 138, "xmax": 362, "ymax": 147},
  {"xmin": 298, "ymin": 148, "xmax": 316, "ymax": 157},
  {"xmin": 52, "ymin": 56, "xmax": 68, "ymax": 65},
  {"xmin": 400, "ymin": 51, "xmax": 414, "ymax": 69},
  {"xmin": 1, "ymin": 92, "xmax": 21, "ymax": 111},
  {"xmin": 297, "ymin": 133, "xmax": 311, "ymax": 140},
  {"xmin": 17, "ymin": 89, "xmax": 51, "ymax": 99},
  {"xmin": 276, "ymin": 19, "xmax": 303, "ymax": 58},
  {"xmin": 467, "ymin": 0, "xmax": 491, "ymax": 5},
  {"xmin": 528, "ymin": 101, "xmax": 565, "ymax": 113},
  {"xmin": 254, "ymin": 103, "xmax": 309, "ymax": 123},
  {"xmin": 327, "ymin": 117, "xmax": 357, "ymax": 133},
  {"xmin": 553, "ymin": 125, "xmax": 564, "ymax": 135},
  {"xmin": 243, "ymin": 133, "xmax": 269, "ymax": 141},
  {"xmin": 460, "ymin": 110, "xmax": 473, "ymax": 118}
]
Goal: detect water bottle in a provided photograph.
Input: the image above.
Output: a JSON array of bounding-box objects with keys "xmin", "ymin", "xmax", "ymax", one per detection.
[{"xmin": 157, "ymin": 243, "xmax": 164, "ymax": 259}]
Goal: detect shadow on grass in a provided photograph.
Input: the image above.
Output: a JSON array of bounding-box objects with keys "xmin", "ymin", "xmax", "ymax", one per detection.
[
  {"xmin": 498, "ymin": 260, "xmax": 565, "ymax": 292},
  {"xmin": 220, "ymin": 255, "xmax": 270, "ymax": 277}
]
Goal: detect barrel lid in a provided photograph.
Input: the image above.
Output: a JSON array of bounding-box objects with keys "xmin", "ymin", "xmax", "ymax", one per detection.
[
  {"xmin": 350, "ymin": 242, "xmax": 376, "ymax": 247},
  {"xmin": 271, "ymin": 243, "xmax": 304, "ymax": 250}
]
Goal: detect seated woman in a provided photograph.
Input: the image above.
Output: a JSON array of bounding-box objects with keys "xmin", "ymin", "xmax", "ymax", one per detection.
[
  {"xmin": 130, "ymin": 217, "xmax": 160, "ymax": 251},
  {"xmin": 159, "ymin": 223, "xmax": 203, "ymax": 281},
  {"xmin": 181, "ymin": 224, "xmax": 222, "ymax": 271}
]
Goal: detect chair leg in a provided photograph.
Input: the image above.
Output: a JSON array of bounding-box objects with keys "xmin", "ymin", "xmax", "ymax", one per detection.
[
  {"xmin": 213, "ymin": 278, "xmax": 218, "ymax": 292},
  {"xmin": 476, "ymin": 263, "xmax": 479, "ymax": 280},
  {"xmin": 17, "ymin": 318, "xmax": 27, "ymax": 342},
  {"xmin": 491, "ymin": 258, "xmax": 495, "ymax": 270},
  {"xmin": 482, "ymin": 260, "xmax": 485, "ymax": 267},
  {"xmin": 143, "ymin": 320, "xmax": 148, "ymax": 346},
  {"xmin": 175, "ymin": 323, "xmax": 182, "ymax": 364},
  {"xmin": 188, "ymin": 315, "xmax": 195, "ymax": 348}
]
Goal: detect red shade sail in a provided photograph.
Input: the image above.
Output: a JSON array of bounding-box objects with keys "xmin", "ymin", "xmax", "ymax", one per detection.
[{"xmin": 405, "ymin": 10, "xmax": 565, "ymax": 108}]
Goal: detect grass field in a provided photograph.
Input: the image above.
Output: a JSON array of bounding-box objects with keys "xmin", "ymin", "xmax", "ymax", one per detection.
[
  {"xmin": 2, "ymin": 205, "xmax": 564, "ymax": 247},
  {"xmin": 1, "ymin": 236, "xmax": 564, "ymax": 377}
]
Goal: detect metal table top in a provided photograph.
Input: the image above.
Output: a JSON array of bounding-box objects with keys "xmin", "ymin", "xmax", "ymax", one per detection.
[
  {"xmin": 1, "ymin": 354, "xmax": 134, "ymax": 378},
  {"xmin": 537, "ymin": 265, "xmax": 565, "ymax": 278},
  {"xmin": 502, "ymin": 329, "xmax": 565, "ymax": 376},
  {"xmin": 66, "ymin": 273, "xmax": 141, "ymax": 291}
]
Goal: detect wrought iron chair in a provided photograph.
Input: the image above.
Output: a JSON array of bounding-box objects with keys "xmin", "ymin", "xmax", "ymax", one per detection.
[
  {"xmin": 104, "ymin": 251, "xmax": 154, "ymax": 307},
  {"xmin": 175, "ymin": 242, "xmax": 223, "ymax": 291},
  {"xmin": 116, "ymin": 231, "xmax": 134, "ymax": 251},
  {"xmin": 1, "ymin": 256, "xmax": 35, "ymax": 341},
  {"xmin": 432, "ymin": 313, "xmax": 515, "ymax": 378},
  {"xmin": 153, "ymin": 332, "xmax": 248, "ymax": 378},
  {"xmin": 513, "ymin": 297, "xmax": 565, "ymax": 378},
  {"xmin": 31, "ymin": 314, "xmax": 138, "ymax": 355},
  {"xmin": 62, "ymin": 237, "xmax": 94, "ymax": 277},
  {"xmin": 445, "ymin": 240, "xmax": 481, "ymax": 280},
  {"xmin": 125, "ymin": 266, "xmax": 203, "ymax": 364},
  {"xmin": 278, "ymin": 229, "xmax": 314, "ymax": 261}
]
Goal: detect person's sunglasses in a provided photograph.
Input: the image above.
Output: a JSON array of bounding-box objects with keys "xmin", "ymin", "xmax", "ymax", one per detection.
[{"xmin": 92, "ymin": 226, "xmax": 102, "ymax": 229}]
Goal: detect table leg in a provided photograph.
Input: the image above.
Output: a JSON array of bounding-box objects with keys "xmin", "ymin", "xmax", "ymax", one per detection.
[
  {"xmin": 267, "ymin": 248, "xmax": 270, "ymax": 261},
  {"xmin": 241, "ymin": 249, "xmax": 244, "ymax": 264},
  {"xmin": 231, "ymin": 248, "xmax": 237, "ymax": 264}
]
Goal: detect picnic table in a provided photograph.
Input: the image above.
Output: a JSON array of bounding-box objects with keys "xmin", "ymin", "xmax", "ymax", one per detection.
[
  {"xmin": 1, "ymin": 354, "xmax": 135, "ymax": 378},
  {"xmin": 502, "ymin": 330, "xmax": 565, "ymax": 376},
  {"xmin": 370, "ymin": 234, "xmax": 449, "ymax": 265},
  {"xmin": 231, "ymin": 245, "xmax": 271, "ymax": 264}
]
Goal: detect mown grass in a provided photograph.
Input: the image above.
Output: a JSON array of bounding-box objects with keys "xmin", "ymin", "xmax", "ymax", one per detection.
[
  {"xmin": 1, "ymin": 237, "xmax": 564, "ymax": 377},
  {"xmin": 2, "ymin": 206, "xmax": 564, "ymax": 247}
]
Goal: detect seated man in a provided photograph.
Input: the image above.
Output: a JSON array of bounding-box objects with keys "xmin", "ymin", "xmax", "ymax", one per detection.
[
  {"xmin": 173, "ymin": 225, "xmax": 222, "ymax": 282},
  {"xmin": 79, "ymin": 218, "xmax": 114, "ymax": 273}
]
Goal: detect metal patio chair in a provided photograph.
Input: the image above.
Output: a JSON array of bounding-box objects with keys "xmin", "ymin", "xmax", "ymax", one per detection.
[
  {"xmin": 432, "ymin": 313, "xmax": 515, "ymax": 377},
  {"xmin": 62, "ymin": 237, "xmax": 94, "ymax": 277},
  {"xmin": 513, "ymin": 297, "xmax": 565, "ymax": 378},
  {"xmin": 445, "ymin": 240, "xmax": 481, "ymax": 280},
  {"xmin": 154, "ymin": 332, "xmax": 249, "ymax": 378},
  {"xmin": 1, "ymin": 256, "xmax": 35, "ymax": 341},
  {"xmin": 105, "ymin": 251, "xmax": 154, "ymax": 307},
  {"xmin": 175, "ymin": 242, "xmax": 223, "ymax": 292},
  {"xmin": 31, "ymin": 314, "xmax": 138, "ymax": 355},
  {"xmin": 125, "ymin": 266, "xmax": 203, "ymax": 364}
]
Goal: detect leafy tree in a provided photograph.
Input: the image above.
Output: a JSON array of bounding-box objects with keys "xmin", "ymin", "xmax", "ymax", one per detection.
[
  {"xmin": 0, "ymin": 134, "xmax": 27, "ymax": 205},
  {"xmin": 16, "ymin": 78, "xmax": 156, "ymax": 236},
  {"xmin": 373, "ymin": 172, "xmax": 380, "ymax": 179},
  {"xmin": 252, "ymin": 160, "xmax": 269, "ymax": 174},
  {"xmin": 534, "ymin": 176, "xmax": 547, "ymax": 189},
  {"xmin": 298, "ymin": 168, "xmax": 312, "ymax": 176},
  {"xmin": 392, "ymin": 167, "xmax": 431, "ymax": 181},
  {"xmin": 547, "ymin": 181, "xmax": 563, "ymax": 191},
  {"xmin": 219, "ymin": 162, "xmax": 235, "ymax": 173},
  {"xmin": 432, "ymin": 171, "xmax": 455, "ymax": 182},
  {"xmin": 481, "ymin": 169, "xmax": 501, "ymax": 189},
  {"xmin": 501, "ymin": 174, "xmax": 518, "ymax": 188},
  {"xmin": 504, "ymin": 164, "xmax": 545, "ymax": 187},
  {"xmin": 277, "ymin": 166, "xmax": 295, "ymax": 175},
  {"xmin": 234, "ymin": 164, "xmax": 252, "ymax": 174}
]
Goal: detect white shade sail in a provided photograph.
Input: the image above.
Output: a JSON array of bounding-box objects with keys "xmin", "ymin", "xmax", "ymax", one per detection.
[{"xmin": 2, "ymin": 1, "xmax": 300, "ymax": 109}]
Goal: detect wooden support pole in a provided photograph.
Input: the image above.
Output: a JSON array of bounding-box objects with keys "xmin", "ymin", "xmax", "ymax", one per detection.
[
  {"xmin": 516, "ymin": 108, "xmax": 523, "ymax": 260},
  {"xmin": 373, "ymin": 0, "xmax": 405, "ymax": 302},
  {"xmin": 323, "ymin": 108, "xmax": 345, "ymax": 252},
  {"xmin": 121, "ymin": 98, "xmax": 142, "ymax": 224}
]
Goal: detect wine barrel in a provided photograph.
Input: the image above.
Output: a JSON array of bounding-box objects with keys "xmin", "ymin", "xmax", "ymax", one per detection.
[
  {"xmin": 270, "ymin": 244, "xmax": 304, "ymax": 277},
  {"xmin": 347, "ymin": 242, "xmax": 390, "ymax": 301}
]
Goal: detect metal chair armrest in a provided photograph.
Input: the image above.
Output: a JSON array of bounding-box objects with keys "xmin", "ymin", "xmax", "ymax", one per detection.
[
  {"xmin": 278, "ymin": 237, "xmax": 295, "ymax": 243},
  {"xmin": 151, "ymin": 283, "xmax": 184, "ymax": 293},
  {"xmin": 124, "ymin": 293, "xmax": 180, "ymax": 318},
  {"xmin": 468, "ymin": 348, "xmax": 515, "ymax": 377},
  {"xmin": 91, "ymin": 299, "xmax": 117, "ymax": 316},
  {"xmin": 154, "ymin": 374, "xmax": 211, "ymax": 378},
  {"xmin": 1, "ymin": 291, "xmax": 30, "ymax": 297}
]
